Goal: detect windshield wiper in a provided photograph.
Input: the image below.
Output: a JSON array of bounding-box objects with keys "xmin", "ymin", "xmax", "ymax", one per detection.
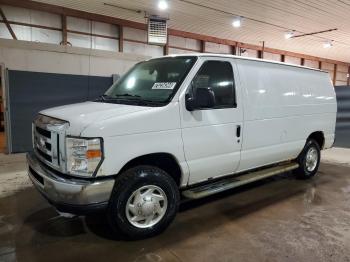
[
  {"xmin": 95, "ymin": 94, "xmax": 110, "ymax": 102},
  {"xmin": 113, "ymin": 94, "xmax": 165, "ymax": 105},
  {"xmin": 133, "ymin": 99, "xmax": 165, "ymax": 106},
  {"xmin": 96, "ymin": 93, "xmax": 164, "ymax": 106},
  {"xmin": 114, "ymin": 93, "xmax": 141, "ymax": 99}
]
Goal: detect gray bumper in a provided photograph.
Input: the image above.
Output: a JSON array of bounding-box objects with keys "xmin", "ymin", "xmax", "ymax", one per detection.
[{"xmin": 27, "ymin": 152, "xmax": 114, "ymax": 212}]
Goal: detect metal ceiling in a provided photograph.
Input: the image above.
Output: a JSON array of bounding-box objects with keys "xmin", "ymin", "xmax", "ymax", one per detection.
[{"xmin": 35, "ymin": 0, "xmax": 350, "ymax": 62}]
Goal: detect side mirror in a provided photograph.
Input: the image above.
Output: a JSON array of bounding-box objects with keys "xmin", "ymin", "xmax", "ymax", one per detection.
[{"xmin": 186, "ymin": 87, "xmax": 216, "ymax": 111}]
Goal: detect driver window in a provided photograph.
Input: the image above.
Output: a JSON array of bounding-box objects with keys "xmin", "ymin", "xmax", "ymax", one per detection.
[{"xmin": 191, "ymin": 61, "xmax": 236, "ymax": 108}]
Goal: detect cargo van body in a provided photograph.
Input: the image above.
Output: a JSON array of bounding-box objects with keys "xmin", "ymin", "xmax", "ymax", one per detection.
[{"xmin": 27, "ymin": 54, "xmax": 336, "ymax": 238}]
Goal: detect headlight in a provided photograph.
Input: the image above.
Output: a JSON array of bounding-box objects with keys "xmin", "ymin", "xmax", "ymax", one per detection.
[{"xmin": 66, "ymin": 137, "xmax": 103, "ymax": 177}]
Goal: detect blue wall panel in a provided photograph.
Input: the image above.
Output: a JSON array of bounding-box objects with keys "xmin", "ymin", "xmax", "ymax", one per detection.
[
  {"xmin": 334, "ymin": 86, "xmax": 350, "ymax": 148},
  {"xmin": 7, "ymin": 70, "xmax": 112, "ymax": 153}
]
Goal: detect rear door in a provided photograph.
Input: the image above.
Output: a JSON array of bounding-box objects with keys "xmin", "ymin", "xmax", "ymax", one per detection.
[{"xmin": 179, "ymin": 57, "xmax": 243, "ymax": 185}]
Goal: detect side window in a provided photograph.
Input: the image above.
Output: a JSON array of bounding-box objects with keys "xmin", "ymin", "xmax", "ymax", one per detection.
[{"xmin": 191, "ymin": 61, "xmax": 236, "ymax": 108}]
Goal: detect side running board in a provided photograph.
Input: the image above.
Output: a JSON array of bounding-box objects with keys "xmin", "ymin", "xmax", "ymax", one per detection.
[{"xmin": 182, "ymin": 162, "xmax": 299, "ymax": 199}]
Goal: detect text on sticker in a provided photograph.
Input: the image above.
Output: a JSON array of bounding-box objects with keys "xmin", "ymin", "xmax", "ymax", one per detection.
[{"xmin": 152, "ymin": 82, "xmax": 177, "ymax": 90}]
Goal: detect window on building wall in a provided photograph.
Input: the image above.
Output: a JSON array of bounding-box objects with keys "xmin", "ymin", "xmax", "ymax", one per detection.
[
  {"xmin": 0, "ymin": 6, "xmax": 62, "ymax": 44},
  {"xmin": 66, "ymin": 17, "xmax": 119, "ymax": 51}
]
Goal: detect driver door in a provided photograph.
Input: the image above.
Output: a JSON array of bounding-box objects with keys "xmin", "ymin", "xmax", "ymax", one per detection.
[{"xmin": 179, "ymin": 58, "xmax": 243, "ymax": 185}]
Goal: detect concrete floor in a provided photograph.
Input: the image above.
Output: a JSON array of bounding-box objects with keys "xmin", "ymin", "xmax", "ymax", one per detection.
[{"xmin": 0, "ymin": 149, "xmax": 350, "ymax": 262}]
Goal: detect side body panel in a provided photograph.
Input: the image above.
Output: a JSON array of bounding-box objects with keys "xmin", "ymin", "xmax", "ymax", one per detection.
[
  {"xmin": 236, "ymin": 59, "xmax": 337, "ymax": 172},
  {"xmin": 178, "ymin": 57, "xmax": 243, "ymax": 185},
  {"xmin": 81, "ymin": 102, "xmax": 190, "ymax": 186}
]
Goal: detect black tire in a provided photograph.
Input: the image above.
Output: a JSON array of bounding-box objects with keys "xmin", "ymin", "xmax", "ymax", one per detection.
[
  {"xmin": 107, "ymin": 165, "xmax": 179, "ymax": 239},
  {"xmin": 294, "ymin": 139, "xmax": 321, "ymax": 179}
]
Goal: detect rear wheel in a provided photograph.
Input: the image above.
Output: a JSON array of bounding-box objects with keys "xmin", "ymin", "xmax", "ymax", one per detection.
[
  {"xmin": 294, "ymin": 139, "xmax": 321, "ymax": 179},
  {"xmin": 107, "ymin": 165, "xmax": 179, "ymax": 239}
]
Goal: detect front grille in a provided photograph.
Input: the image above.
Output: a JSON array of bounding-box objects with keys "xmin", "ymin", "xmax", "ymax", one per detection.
[
  {"xmin": 37, "ymin": 148, "xmax": 52, "ymax": 162},
  {"xmin": 32, "ymin": 114, "xmax": 68, "ymax": 172},
  {"xmin": 45, "ymin": 142, "xmax": 51, "ymax": 151},
  {"xmin": 34, "ymin": 128, "xmax": 53, "ymax": 164},
  {"xmin": 36, "ymin": 126, "xmax": 51, "ymax": 138}
]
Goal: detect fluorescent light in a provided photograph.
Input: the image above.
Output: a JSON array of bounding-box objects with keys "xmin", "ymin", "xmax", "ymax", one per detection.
[
  {"xmin": 323, "ymin": 41, "xmax": 333, "ymax": 48},
  {"xmin": 232, "ymin": 17, "xmax": 242, "ymax": 28},
  {"xmin": 284, "ymin": 31, "xmax": 294, "ymax": 39},
  {"xmin": 158, "ymin": 0, "xmax": 168, "ymax": 10}
]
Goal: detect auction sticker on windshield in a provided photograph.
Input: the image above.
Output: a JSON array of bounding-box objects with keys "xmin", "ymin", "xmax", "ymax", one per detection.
[{"xmin": 151, "ymin": 82, "xmax": 177, "ymax": 90}]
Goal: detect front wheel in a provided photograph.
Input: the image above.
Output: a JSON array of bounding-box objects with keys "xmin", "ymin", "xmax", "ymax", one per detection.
[
  {"xmin": 107, "ymin": 165, "xmax": 179, "ymax": 239},
  {"xmin": 294, "ymin": 139, "xmax": 321, "ymax": 179}
]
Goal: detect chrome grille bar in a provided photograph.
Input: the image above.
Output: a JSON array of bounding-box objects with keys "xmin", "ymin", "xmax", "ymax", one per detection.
[{"xmin": 32, "ymin": 114, "xmax": 69, "ymax": 172}]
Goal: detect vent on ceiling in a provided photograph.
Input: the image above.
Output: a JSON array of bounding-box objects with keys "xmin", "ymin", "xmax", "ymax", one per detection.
[{"xmin": 148, "ymin": 16, "xmax": 167, "ymax": 45}]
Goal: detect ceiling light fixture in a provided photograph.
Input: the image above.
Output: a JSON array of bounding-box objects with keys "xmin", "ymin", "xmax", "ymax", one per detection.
[
  {"xmin": 232, "ymin": 16, "xmax": 242, "ymax": 28},
  {"xmin": 158, "ymin": 0, "xmax": 168, "ymax": 10},
  {"xmin": 284, "ymin": 30, "xmax": 294, "ymax": 39},
  {"xmin": 323, "ymin": 40, "xmax": 333, "ymax": 48}
]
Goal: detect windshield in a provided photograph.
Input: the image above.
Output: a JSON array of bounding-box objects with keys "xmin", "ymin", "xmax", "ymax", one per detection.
[{"xmin": 102, "ymin": 56, "xmax": 197, "ymax": 106}]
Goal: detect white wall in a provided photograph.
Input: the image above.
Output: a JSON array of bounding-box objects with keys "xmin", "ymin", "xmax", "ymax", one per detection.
[
  {"xmin": 0, "ymin": 5, "xmax": 62, "ymax": 45},
  {"xmin": 205, "ymin": 42, "xmax": 231, "ymax": 54},
  {"xmin": 169, "ymin": 35, "xmax": 201, "ymax": 52},
  {"xmin": 67, "ymin": 16, "xmax": 119, "ymax": 51},
  {"xmin": 240, "ymin": 48, "xmax": 258, "ymax": 58},
  {"xmin": 122, "ymin": 27, "xmax": 163, "ymax": 57},
  {"xmin": 285, "ymin": 56, "xmax": 301, "ymax": 65},
  {"xmin": 263, "ymin": 52, "xmax": 281, "ymax": 62},
  {"xmin": 0, "ymin": 5, "xmax": 163, "ymax": 57},
  {"xmin": 321, "ymin": 62, "xmax": 335, "ymax": 81},
  {"xmin": 0, "ymin": 39, "xmax": 149, "ymax": 77},
  {"xmin": 304, "ymin": 59, "xmax": 319, "ymax": 69}
]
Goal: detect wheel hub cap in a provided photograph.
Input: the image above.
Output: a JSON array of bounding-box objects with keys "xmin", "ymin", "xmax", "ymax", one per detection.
[
  {"xmin": 305, "ymin": 147, "xmax": 318, "ymax": 172},
  {"xmin": 138, "ymin": 196, "xmax": 159, "ymax": 216},
  {"xmin": 125, "ymin": 185, "xmax": 168, "ymax": 228}
]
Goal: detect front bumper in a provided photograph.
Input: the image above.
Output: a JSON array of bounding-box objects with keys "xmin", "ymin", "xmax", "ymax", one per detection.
[{"xmin": 27, "ymin": 152, "xmax": 115, "ymax": 214}]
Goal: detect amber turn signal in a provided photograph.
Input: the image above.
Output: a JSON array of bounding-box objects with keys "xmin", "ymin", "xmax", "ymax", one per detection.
[{"xmin": 86, "ymin": 149, "xmax": 102, "ymax": 159}]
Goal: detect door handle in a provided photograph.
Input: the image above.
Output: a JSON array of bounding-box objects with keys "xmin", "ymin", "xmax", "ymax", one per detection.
[{"xmin": 236, "ymin": 125, "xmax": 241, "ymax": 137}]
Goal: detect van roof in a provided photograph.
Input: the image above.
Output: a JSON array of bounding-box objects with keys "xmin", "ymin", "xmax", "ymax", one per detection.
[{"xmin": 163, "ymin": 53, "xmax": 328, "ymax": 74}]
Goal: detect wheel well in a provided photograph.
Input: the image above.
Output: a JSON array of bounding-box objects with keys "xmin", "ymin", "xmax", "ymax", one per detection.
[
  {"xmin": 119, "ymin": 153, "xmax": 182, "ymax": 186},
  {"xmin": 308, "ymin": 131, "xmax": 325, "ymax": 149}
]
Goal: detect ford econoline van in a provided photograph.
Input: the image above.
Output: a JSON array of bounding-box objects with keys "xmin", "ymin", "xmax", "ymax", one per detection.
[{"xmin": 27, "ymin": 54, "xmax": 336, "ymax": 238}]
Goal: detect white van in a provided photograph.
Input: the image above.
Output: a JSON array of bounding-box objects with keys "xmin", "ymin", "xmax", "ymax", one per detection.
[{"xmin": 27, "ymin": 54, "xmax": 336, "ymax": 238}]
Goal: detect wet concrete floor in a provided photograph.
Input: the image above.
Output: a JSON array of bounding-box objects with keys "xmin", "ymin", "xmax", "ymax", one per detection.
[{"xmin": 1, "ymin": 162, "xmax": 350, "ymax": 262}]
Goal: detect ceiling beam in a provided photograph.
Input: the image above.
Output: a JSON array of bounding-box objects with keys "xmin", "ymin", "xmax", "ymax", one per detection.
[{"xmin": 0, "ymin": 7, "xmax": 17, "ymax": 40}]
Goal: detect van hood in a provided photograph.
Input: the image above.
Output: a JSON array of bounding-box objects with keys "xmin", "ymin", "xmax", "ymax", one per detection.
[{"xmin": 40, "ymin": 101, "xmax": 152, "ymax": 135}]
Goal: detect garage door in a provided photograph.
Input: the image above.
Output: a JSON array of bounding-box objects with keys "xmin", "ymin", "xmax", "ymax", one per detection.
[
  {"xmin": 6, "ymin": 70, "xmax": 112, "ymax": 153},
  {"xmin": 335, "ymin": 86, "xmax": 350, "ymax": 148}
]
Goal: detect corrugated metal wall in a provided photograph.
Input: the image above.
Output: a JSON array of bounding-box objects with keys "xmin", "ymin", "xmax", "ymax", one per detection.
[
  {"xmin": 334, "ymin": 86, "xmax": 350, "ymax": 148},
  {"xmin": 7, "ymin": 70, "xmax": 112, "ymax": 153}
]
